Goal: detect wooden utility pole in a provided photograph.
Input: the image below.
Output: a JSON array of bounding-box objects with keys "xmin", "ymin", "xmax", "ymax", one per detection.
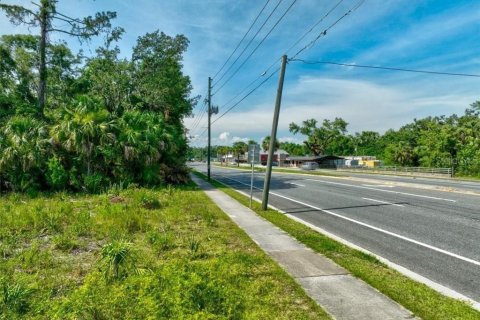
[
  {"xmin": 262, "ymin": 55, "xmax": 287, "ymax": 210},
  {"xmin": 207, "ymin": 77, "xmax": 212, "ymax": 181}
]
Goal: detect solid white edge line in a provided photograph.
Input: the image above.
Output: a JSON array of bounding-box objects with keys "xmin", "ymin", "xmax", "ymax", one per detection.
[
  {"xmin": 305, "ymin": 178, "xmax": 457, "ymax": 202},
  {"xmin": 206, "ymin": 171, "xmax": 480, "ymax": 310},
  {"xmin": 216, "ymin": 173, "xmax": 480, "ymax": 267},
  {"xmin": 269, "ymin": 190, "xmax": 480, "ymax": 267},
  {"xmin": 285, "ymin": 214, "xmax": 480, "ymax": 311},
  {"xmin": 362, "ymin": 197, "xmax": 405, "ymax": 207}
]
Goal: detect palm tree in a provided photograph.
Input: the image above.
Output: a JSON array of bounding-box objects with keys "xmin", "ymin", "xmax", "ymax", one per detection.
[
  {"xmin": 217, "ymin": 146, "xmax": 228, "ymax": 166},
  {"xmin": 0, "ymin": 115, "xmax": 49, "ymax": 191},
  {"xmin": 261, "ymin": 136, "xmax": 279, "ymax": 152},
  {"xmin": 232, "ymin": 141, "xmax": 248, "ymax": 167},
  {"xmin": 50, "ymin": 96, "xmax": 116, "ymax": 176}
]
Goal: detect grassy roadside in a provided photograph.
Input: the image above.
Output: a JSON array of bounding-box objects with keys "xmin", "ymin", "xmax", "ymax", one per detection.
[
  {"xmin": 214, "ymin": 163, "xmax": 480, "ymax": 182},
  {"xmin": 0, "ymin": 183, "xmax": 329, "ymax": 319},
  {"xmin": 193, "ymin": 171, "xmax": 480, "ymax": 320},
  {"xmin": 213, "ymin": 163, "xmax": 341, "ymax": 177}
]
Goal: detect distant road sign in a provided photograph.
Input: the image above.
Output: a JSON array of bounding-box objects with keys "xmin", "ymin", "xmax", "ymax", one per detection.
[{"xmin": 248, "ymin": 144, "xmax": 260, "ymax": 164}]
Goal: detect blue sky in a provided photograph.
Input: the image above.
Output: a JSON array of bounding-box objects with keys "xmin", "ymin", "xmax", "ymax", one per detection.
[{"xmin": 1, "ymin": 0, "xmax": 479, "ymax": 147}]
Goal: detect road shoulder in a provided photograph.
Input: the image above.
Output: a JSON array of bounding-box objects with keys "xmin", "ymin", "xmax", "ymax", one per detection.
[{"xmin": 191, "ymin": 174, "xmax": 417, "ymax": 320}]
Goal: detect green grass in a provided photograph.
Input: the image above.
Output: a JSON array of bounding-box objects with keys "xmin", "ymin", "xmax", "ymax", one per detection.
[
  {"xmin": 0, "ymin": 183, "xmax": 329, "ymax": 319},
  {"xmin": 214, "ymin": 163, "xmax": 341, "ymax": 177},
  {"xmin": 193, "ymin": 171, "xmax": 480, "ymax": 320}
]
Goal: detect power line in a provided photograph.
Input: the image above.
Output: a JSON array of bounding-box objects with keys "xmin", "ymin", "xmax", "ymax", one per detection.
[
  {"xmin": 209, "ymin": 0, "xmax": 356, "ymax": 124},
  {"xmin": 206, "ymin": 0, "xmax": 364, "ymax": 139},
  {"xmin": 189, "ymin": 106, "xmax": 207, "ymax": 135},
  {"xmin": 209, "ymin": 0, "xmax": 344, "ymax": 126},
  {"xmin": 291, "ymin": 0, "xmax": 365, "ymax": 60},
  {"xmin": 212, "ymin": 0, "xmax": 272, "ymax": 80},
  {"xmin": 212, "ymin": 67, "xmax": 279, "ymax": 125},
  {"xmin": 213, "ymin": 0, "xmax": 284, "ymax": 87},
  {"xmin": 218, "ymin": 57, "xmax": 281, "ymax": 111},
  {"xmin": 284, "ymin": 0, "xmax": 344, "ymax": 55},
  {"xmin": 213, "ymin": 0, "xmax": 297, "ymax": 95},
  {"xmin": 189, "ymin": 97, "xmax": 208, "ymax": 133},
  {"xmin": 191, "ymin": 127, "xmax": 208, "ymax": 144},
  {"xmin": 214, "ymin": 1, "xmax": 297, "ymax": 95},
  {"xmin": 290, "ymin": 59, "xmax": 480, "ymax": 78},
  {"xmin": 190, "ymin": 100, "xmax": 206, "ymax": 130}
]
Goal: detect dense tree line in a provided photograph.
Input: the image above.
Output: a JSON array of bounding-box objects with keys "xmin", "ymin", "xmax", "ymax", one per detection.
[
  {"xmin": 196, "ymin": 101, "xmax": 480, "ymax": 177},
  {"xmin": 0, "ymin": 2, "xmax": 196, "ymax": 192},
  {"xmin": 290, "ymin": 101, "xmax": 480, "ymax": 176}
]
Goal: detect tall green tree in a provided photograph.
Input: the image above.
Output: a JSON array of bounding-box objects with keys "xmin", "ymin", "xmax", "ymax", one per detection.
[
  {"xmin": 279, "ymin": 142, "xmax": 305, "ymax": 156},
  {"xmin": 353, "ymin": 131, "xmax": 381, "ymax": 157},
  {"xmin": 261, "ymin": 136, "xmax": 279, "ymax": 152},
  {"xmin": 132, "ymin": 31, "xmax": 197, "ymax": 124},
  {"xmin": 289, "ymin": 118, "xmax": 348, "ymax": 156},
  {"xmin": 0, "ymin": 0, "xmax": 119, "ymax": 115},
  {"xmin": 232, "ymin": 141, "xmax": 248, "ymax": 167}
]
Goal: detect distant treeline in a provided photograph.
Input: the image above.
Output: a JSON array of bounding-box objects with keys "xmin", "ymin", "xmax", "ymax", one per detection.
[{"xmin": 192, "ymin": 101, "xmax": 480, "ymax": 177}]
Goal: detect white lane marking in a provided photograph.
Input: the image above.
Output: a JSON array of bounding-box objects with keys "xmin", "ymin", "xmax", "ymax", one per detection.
[
  {"xmin": 306, "ymin": 179, "xmax": 457, "ymax": 202},
  {"xmin": 362, "ymin": 197, "xmax": 405, "ymax": 207},
  {"xmin": 269, "ymin": 193, "xmax": 480, "ymax": 267},
  {"xmin": 362, "ymin": 184, "xmax": 395, "ymax": 188},
  {"xmin": 284, "ymin": 213, "xmax": 480, "ymax": 311},
  {"xmin": 202, "ymin": 172, "xmax": 480, "ymax": 309},
  {"xmin": 289, "ymin": 182, "xmax": 305, "ymax": 187},
  {"xmin": 214, "ymin": 174, "xmax": 480, "ymax": 267}
]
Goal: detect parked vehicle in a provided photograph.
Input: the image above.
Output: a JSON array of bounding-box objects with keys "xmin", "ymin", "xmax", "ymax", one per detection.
[{"xmin": 301, "ymin": 161, "xmax": 318, "ymax": 170}]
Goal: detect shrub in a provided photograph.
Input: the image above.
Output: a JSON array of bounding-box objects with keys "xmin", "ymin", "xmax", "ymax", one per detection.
[
  {"xmin": 83, "ymin": 173, "xmax": 105, "ymax": 193},
  {"xmin": 100, "ymin": 240, "xmax": 137, "ymax": 281},
  {"xmin": 1, "ymin": 282, "xmax": 31, "ymax": 314},
  {"xmin": 46, "ymin": 157, "xmax": 68, "ymax": 190}
]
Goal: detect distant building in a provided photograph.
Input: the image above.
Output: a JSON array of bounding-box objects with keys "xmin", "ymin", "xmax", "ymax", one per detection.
[
  {"xmin": 343, "ymin": 156, "xmax": 380, "ymax": 167},
  {"xmin": 260, "ymin": 149, "xmax": 289, "ymax": 166},
  {"xmin": 286, "ymin": 155, "xmax": 345, "ymax": 168}
]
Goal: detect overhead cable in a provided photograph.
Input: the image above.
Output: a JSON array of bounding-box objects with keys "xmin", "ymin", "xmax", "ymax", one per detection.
[
  {"xmin": 212, "ymin": 0, "xmax": 272, "ymax": 80},
  {"xmin": 213, "ymin": 0, "xmax": 297, "ymax": 95},
  {"xmin": 212, "ymin": 67, "xmax": 280, "ymax": 125},
  {"xmin": 291, "ymin": 0, "xmax": 365, "ymax": 60},
  {"xmin": 213, "ymin": 0, "xmax": 285, "ymax": 87},
  {"xmin": 290, "ymin": 59, "xmax": 480, "ymax": 78}
]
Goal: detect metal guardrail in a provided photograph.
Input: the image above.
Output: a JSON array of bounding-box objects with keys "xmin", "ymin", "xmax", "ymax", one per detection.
[{"xmin": 336, "ymin": 165, "xmax": 453, "ymax": 177}]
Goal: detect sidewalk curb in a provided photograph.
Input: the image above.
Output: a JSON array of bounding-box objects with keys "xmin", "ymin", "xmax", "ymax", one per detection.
[{"xmin": 191, "ymin": 174, "xmax": 416, "ymax": 320}]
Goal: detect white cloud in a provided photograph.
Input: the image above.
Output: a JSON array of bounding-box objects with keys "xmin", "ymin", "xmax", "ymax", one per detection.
[
  {"xmin": 278, "ymin": 136, "xmax": 302, "ymax": 143},
  {"xmin": 209, "ymin": 75, "xmax": 478, "ymax": 141},
  {"xmin": 219, "ymin": 131, "xmax": 230, "ymax": 141},
  {"xmin": 232, "ymin": 136, "xmax": 249, "ymax": 143}
]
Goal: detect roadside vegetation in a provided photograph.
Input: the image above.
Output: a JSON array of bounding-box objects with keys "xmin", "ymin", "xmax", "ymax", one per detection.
[
  {"xmin": 0, "ymin": 184, "xmax": 328, "ymax": 319},
  {"xmin": 0, "ymin": 1, "xmax": 195, "ymax": 193},
  {"xmin": 190, "ymin": 101, "xmax": 480, "ymax": 177},
  {"xmin": 212, "ymin": 162, "xmax": 342, "ymax": 177},
  {"xmin": 194, "ymin": 171, "xmax": 480, "ymax": 320}
]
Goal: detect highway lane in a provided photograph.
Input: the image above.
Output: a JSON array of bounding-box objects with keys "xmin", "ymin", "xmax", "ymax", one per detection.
[
  {"xmin": 193, "ymin": 164, "xmax": 480, "ymax": 303},
  {"xmin": 314, "ymin": 169, "xmax": 480, "ymax": 193}
]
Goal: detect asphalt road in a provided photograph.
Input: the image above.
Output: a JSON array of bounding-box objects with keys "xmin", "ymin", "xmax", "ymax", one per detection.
[{"xmin": 193, "ymin": 163, "xmax": 480, "ymax": 303}]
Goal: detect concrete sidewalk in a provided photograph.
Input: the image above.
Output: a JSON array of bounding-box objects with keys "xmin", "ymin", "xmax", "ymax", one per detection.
[{"xmin": 191, "ymin": 174, "xmax": 416, "ymax": 320}]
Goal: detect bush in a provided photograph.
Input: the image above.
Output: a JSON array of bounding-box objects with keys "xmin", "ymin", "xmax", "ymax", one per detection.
[
  {"xmin": 46, "ymin": 157, "xmax": 68, "ymax": 190},
  {"xmin": 100, "ymin": 240, "xmax": 138, "ymax": 281}
]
